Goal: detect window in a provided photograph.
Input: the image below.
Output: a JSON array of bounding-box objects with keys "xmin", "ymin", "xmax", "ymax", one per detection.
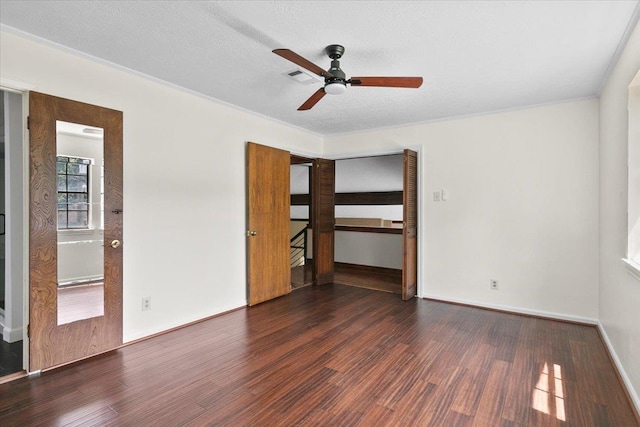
[{"xmin": 57, "ymin": 156, "xmax": 92, "ymax": 229}]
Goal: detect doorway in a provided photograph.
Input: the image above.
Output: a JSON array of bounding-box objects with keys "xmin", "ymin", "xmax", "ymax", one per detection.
[
  {"xmin": 247, "ymin": 143, "xmax": 335, "ymax": 305},
  {"xmin": 0, "ymin": 89, "xmax": 26, "ymax": 379},
  {"xmin": 290, "ymin": 155, "xmax": 313, "ymax": 290},
  {"xmin": 332, "ymin": 150, "xmax": 418, "ymax": 300}
]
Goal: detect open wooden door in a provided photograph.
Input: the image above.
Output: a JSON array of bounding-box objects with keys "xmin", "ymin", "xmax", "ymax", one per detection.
[
  {"xmin": 29, "ymin": 92, "xmax": 123, "ymax": 371},
  {"xmin": 247, "ymin": 142, "xmax": 291, "ymax": 305},
  {"xmin": 312, "ymin": 158, "xmax": 335, "ymax": 285},
  {"xmin": 402, "ymin": 149, "xmax": 418, "ymax": 300}
]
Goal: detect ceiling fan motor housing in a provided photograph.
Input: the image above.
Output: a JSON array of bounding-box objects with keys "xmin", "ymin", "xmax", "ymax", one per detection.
[{"xmin": 325, "ymin": 45, "xmax": 347, "ymax": 94}]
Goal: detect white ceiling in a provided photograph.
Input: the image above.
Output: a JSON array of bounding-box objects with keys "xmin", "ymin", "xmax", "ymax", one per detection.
[{"xmin": 1, "ymin": 1, "xmax": 639, "ymax": 136}]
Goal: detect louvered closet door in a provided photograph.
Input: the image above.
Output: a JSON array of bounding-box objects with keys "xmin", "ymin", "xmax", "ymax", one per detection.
[
  {"xmin": 402, "ymin": 149, "xmax": 418, "ymax": 300},
  {"xmin": 312, "ymin": 158, "xmax": 335, "ymax": 285}
]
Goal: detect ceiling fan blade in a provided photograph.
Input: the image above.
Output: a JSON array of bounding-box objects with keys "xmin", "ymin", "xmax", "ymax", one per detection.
[
  {"xmin": 298, "ymin": 88, "xmax": 326, "ymax": 111},
  {"xmin": 350, "ymin": 77, "xmax": 423, "ymax": 88},
  {"xmin": 273, "ymin": 49, "xmax": 333, "ymax": 79}
]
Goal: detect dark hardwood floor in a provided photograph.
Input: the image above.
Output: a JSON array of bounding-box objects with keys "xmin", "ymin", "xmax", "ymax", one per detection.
[
  {"xmin": 334, "ymin": 262, "xmax": 402, "ymax": 294},
  {"xmin": 291, "ymin": 263, "xmax": 314, "ymax": 290},
  {"xmin": 0, "ymin": 284, "xmax": 637, "ymax": 426},
  {"xmin": 0, "ymin": 340, "xmax": 23, "ymax": 378}
]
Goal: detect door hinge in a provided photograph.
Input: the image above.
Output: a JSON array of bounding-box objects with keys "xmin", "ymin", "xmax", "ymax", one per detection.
[
  {"xmin": 27, "ymin": 324, "xmax": 30, "ymax": 338},
  {"xmin": 27, "ymin": 116, "xmax": 30, "ymax": 130}
]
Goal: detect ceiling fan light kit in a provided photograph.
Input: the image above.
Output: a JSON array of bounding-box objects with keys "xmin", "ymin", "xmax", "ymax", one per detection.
[
  {"xmin": 273, "ymin": 44, "xmax": 423, "ymax": 110},
  {"xmin": 324, "ymin": 82, "xmax": 347, "ymax": 95}
]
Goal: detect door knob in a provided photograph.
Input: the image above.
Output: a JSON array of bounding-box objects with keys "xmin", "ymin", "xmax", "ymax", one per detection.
[
  {"xmin": 110, "ymin": 239, "xmax": 121, "ymax": 248},
  {"xmin": 246, "ymin": 230, "xmax": 257, "ymax": 237}
]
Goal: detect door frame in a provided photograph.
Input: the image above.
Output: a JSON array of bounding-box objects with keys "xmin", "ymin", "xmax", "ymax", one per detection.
[
  {"xmin": 0, "ymin": 81, "xmax": 31, "ymax": 376},
  {"xmin": 325, "ymin": 147, "xmax": 423, "ymax": 297},
  {"xmin": 289, "ymin": 153, "xmax": 314, "ymax": 287},
  {"xmin": 289, "ymin": 152, "xmax": 336, "ymax": 287}
]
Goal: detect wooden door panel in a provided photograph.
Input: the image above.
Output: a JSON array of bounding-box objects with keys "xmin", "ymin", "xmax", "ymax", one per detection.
[
  {"xmin": 247, "ymin": 142, "xmax": 290, "ymax": 306},
  {"xmin": 313, "ymin": 158, "xmax": 335, "ymax": 285},
  {"xmin": 29, "ymin": 92, "xmax": 123, "ymax": 371},
  {"xmin": 402, "ymin": 149, "xmax": 418, "ymax": 300}
]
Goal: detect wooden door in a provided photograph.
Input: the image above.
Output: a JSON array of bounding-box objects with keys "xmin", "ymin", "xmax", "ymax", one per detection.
[
  {"xmin": 247, "ymin": 142, "xmax": 291, "ymax": 305},
  {"xmin": 312, "ymin": 158, "xmax": 335, "ymax": 285},
  {"xmin": 402, "ymin": 149, "xmax": 418, "ymax": 300},
  {"xmin": 29, "ymin": 92, "xmax": 123, "ymax": 371}
]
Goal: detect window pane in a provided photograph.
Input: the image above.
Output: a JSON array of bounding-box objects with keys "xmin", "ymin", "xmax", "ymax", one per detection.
[
  {"xmin": 67, "ymin": 163, "xmax": 88, "ymax": 175},
  {"xmin": 57, "ymin": 161, "xmax": 67, "ymax": 174},
  {"xmin": 67, "ymin": 211, "xmax": 88, "ymax": 228},
  {"xmin": 57, "ymin": 175, "xmax": 67, "ymax": 191},
  {"xmin": 68, "ymin": 193, "xmax": 88, "ymax": 204},
  {"xmin": 68, "ymin": 203, "xmax": 88, "ymax": 211},
  {"xmin": 57, "ymin": 211, "xmax": 67, "ymax": 229},
  {"xmin": 67, "ymin": 175, "xmax": 88, "ymax": 192},
  {"xmin": 69, "ymin": 157, "xmax": 91, "ymax": 165},
  {"xmin": 57, "ymin": 156, "xmax": 92, "ymax": 230}
]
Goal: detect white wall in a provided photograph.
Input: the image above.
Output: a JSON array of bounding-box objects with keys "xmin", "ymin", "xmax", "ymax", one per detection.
[
  {"xmin": 325, "ymin": 98, "xmax": 600, "ymax": 320},
  {"xmin": 598, "ymin": 19, "xmax": 640, "ymax": 411},
  {"xmin": 334, "ymin": 155, "xmax": 403, "ymax": 221},
  {"xmin": 335, "ymin": 232, "xmax": 402, "ymax": 269},
  {"xmin": 0, "ymin": 31, "xmax": 323, "ymax": 342}
]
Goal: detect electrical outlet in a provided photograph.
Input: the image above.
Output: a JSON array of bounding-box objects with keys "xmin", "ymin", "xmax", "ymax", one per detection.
[
  {"xmin": 142, "ymin": 296, "xmax": 151, "ymax": 311},
  {"xmin": 490, "ymin": 279, "xmax": 499, "ymax": 290}
]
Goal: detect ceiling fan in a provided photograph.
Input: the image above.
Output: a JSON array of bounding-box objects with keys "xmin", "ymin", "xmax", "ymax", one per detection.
[{"xmin": 273, "ymin": 44, "xmax": 423, "ymax": 111}]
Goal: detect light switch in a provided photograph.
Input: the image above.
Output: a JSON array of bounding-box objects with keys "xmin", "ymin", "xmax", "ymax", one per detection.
[
  {"xmin": 441, "ymin": 189, "xmax": 447, "ymax": 201},
  {"xmin": 433, "ymin": 191, "xmax": 441, "ymax": 202}
]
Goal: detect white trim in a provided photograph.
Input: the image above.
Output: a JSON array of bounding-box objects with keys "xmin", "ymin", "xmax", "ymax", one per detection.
[
  {"xmin": 0, "ymin": 78, "xmax": 36, "ymax": 93},
  {"xmin": 323, "ymin": 96, "xmax": 598, "ymax": 138},
  {"xmin": 623, "ymin": 258, "xmax": 640, "ymax": 281},
  {"xmin": 122, "ymin": 301, "xmax": 246, "ymax": 344},
  {"xmin": 596, "ymin": 1, "xmax": 640, "ymax": 95},
  {"xmin": 597, "ymin": 322, "xmax": 640, "ymax": 415},
  {"xmin": 2, "ymin": 325, "xmax": 24, "ymax": 343},
  {"xmin": 422, "ymin": 294, "xmax": 599, "ymax": 324},
  {"xmin": 324, "ymin": 147, "xmax": 407, "ymax": 160}
]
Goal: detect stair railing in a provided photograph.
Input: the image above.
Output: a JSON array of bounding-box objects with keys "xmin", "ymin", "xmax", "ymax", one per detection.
[{"xmin": 290, "ymin": 225, "xmax": 308, "ymax": 268}]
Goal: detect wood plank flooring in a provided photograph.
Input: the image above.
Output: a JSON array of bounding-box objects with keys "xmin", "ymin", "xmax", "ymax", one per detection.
[
  {"xmin": 0, "ymin": 340, "xmax": 23, "ymax": 378},
  {"xmin": 291, "ymin": 263, "xmax": 314, "ymax": 289},
  {"xmin": 0, "ymin": 284, "xmax": 637, "ymax": 426},
  {"xmin": 334, "ymin": 262, "xmax": 402, "ymax": 294}
]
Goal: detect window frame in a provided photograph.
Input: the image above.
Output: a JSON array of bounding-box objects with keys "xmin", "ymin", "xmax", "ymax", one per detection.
[
  {"xmin": 56, "ymin": 155, "xmax": 93, "ymax": 230},
  {"xmin": 624, "ymin": 69, "xmax": 640, "ymax": 279}
]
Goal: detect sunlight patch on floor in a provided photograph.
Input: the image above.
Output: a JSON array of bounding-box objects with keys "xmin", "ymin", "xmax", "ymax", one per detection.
[{"xmin": 532, "ymin": 362, "xmax": 566, "ymax": 421}]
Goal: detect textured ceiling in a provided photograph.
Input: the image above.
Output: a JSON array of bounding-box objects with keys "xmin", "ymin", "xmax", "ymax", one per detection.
[{"xmin": 1, "ymin": 1, "xmax": 639, "ymax": 136}]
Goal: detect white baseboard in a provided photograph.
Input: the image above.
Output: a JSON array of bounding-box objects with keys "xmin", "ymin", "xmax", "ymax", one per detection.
[
  {"xmin": 597, "ymin": 322, "xmax": 640, "ymax": 415},
  {"xmin": 122, "ymin": 301, "xmax": 246, "ymax": 344},
  {"xmin": 2, "ymin": 325, "xmax": 24, "ymax": 343},
  {"xmin": 421, "ymin": 294, "xmax": 598, "ymax": 325}
]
